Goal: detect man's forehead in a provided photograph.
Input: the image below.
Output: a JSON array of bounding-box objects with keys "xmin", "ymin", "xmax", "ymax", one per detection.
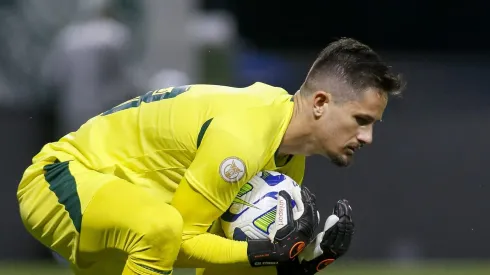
[
  {"xmin": 361, "ymin": 88, "xmax": 388, "ymax": 103},
  {"xmin": 347, "ymin": 89, "xmax": 388, "ymax": 118}
]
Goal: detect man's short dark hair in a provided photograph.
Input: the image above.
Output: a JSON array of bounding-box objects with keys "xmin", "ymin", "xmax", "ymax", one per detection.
[{"xmin": 301, "ymin": 37, "xmax": 404, "ymax": 101}]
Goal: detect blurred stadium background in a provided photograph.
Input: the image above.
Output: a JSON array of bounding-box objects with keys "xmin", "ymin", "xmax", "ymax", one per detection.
[{"xmin": 1, "ymin": 0, "xmax": 489, "ymax": 274}]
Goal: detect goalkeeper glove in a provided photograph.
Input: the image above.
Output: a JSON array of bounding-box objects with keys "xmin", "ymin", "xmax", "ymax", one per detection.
[
  {"xmin": 276, "ymin": 199, "xmax": 355, "ymax": 274},
  {"xmin": 247, "ymin": 186, "xmax": 320, "ymax": 267}
]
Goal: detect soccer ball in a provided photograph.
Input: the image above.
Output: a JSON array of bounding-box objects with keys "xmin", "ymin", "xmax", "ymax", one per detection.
[{"xmin": 220, "ymin": 170, "xmax": 301, "ymax": 241}]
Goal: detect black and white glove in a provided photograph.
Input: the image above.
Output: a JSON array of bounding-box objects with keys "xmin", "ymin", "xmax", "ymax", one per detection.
[
  {"xmin": 276, "ymin": 199, "xmax": 355, "ymax": 274},
  {"xmin": 247, "ymin": 187, "xmax": 320, "ymax": 267}
]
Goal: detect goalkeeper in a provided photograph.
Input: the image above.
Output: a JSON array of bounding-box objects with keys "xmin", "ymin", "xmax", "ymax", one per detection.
[
  {"xmin": 17, "ymin": 37, "xmax": 403, "ymax": 275},
  {"xmin": 198, "ymin": 37, "xmax": 403, "ymax": 275}
]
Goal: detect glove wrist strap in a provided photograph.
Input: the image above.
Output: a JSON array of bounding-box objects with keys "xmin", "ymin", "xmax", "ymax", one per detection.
[{"xmin": 247, "ymin": 239, "xmax": 278, "ymax": 267}]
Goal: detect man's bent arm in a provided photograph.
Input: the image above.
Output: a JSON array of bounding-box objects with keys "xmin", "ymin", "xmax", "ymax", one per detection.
[{"xmin": 172, "ymin": 177, "xmax": 250, "ymax": 268}]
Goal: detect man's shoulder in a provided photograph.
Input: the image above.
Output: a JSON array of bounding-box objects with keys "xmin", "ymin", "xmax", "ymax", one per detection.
[
  {"xmin": 214, "ymin": 103, "xmax": 291, "ymax": 131},
  {"xmin": 188, "ymin": 82, "xmax": 289, "ymax": 94},
  {"xmin": 245, "ymin": 82, "xmax": 290, "ymax": 94}
]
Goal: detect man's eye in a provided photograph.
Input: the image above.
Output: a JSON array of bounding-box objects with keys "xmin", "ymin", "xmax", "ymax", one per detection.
[{"xmin": 355, "ymin": 117, "xmax": 370, "ymax": 126}]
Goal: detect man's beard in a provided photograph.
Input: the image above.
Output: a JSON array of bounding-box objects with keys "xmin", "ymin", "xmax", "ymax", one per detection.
[{"xmin": 331, "ymin": 154, "xmax": 350, "ymax": 167}]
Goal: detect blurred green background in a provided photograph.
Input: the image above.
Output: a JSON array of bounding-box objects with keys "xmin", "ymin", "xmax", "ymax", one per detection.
[{"xmin": 1, "ymin": 261, "xmax": 489, "ymax": 275}]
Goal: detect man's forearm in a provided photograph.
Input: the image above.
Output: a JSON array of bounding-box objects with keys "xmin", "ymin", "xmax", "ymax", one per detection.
[{"xmin": 174, "ymin": 232, "xmax": 249, "ymax": 268}]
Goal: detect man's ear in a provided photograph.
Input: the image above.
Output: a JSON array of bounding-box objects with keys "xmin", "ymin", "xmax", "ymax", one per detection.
[{"xmin": 312, "ymin": 90, "xmax": 331, "ymax": 118}]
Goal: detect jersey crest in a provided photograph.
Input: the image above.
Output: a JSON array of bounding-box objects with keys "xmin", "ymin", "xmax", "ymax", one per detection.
[{"xmin": 219, "ymin": 157, "xmax": 246, "ymax": 183}]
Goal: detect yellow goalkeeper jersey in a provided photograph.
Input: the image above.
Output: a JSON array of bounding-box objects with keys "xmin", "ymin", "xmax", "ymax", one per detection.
[
  {"xmin": 23, "ymin": 82, "xmax": 305, "ymax": 266},
  {"xmin": 29, "ymin": 82, "xmax": 304, "ymax": 206}
]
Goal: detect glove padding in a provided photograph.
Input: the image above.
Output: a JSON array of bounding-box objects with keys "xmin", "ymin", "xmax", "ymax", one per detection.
[
  {"xmin": 247, "ymin": 186, "xmax": 320, "ymax": 267},
  {"xmin": 276, "ymin": 199, "xmax": 354, "ymax": 274}
]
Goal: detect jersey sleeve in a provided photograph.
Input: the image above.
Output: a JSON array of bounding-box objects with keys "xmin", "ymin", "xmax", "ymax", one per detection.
[
  {"xmin": 171, "ymin": 112, "xmax": 275, "ymax": 267},
  {"xmin": 186, "ymin": 113, "xmax": 268, "ymax": 212},
  {"xmin": 172, "ymin": 177, "xmax": 250, "ymax": 267}
]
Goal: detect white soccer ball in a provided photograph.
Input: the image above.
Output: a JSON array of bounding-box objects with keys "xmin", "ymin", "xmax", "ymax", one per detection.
[{"xmin": 220, "ymin": 170, "xmax": 302, "ymax": 241}]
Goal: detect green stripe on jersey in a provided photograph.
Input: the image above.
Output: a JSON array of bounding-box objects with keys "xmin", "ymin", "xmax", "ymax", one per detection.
[
  {"xmin": 197, "ymin": 118, "xmax": 213, "ymax": 149},
  {"xmin": 43, "ymin": 160, "xmax": 82, "ymax": 233}
]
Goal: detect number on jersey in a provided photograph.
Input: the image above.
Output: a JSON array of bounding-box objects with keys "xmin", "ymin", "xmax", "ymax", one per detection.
[{"xmin": 101, "ymin": 85, "xmax": 191, "ymax": 116}]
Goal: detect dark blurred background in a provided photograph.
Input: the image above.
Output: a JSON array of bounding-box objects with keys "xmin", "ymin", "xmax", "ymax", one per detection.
[{"xmin": 1, "ymin": 0, "xmax": 489, "ymax": 274}]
